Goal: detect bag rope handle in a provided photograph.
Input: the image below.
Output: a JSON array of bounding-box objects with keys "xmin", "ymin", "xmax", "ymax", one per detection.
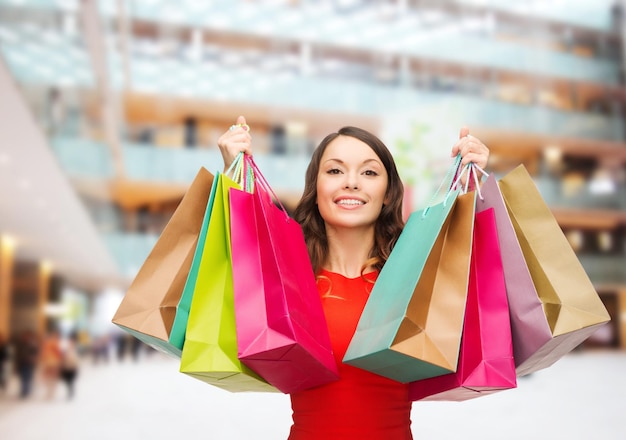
[
  {"xmin": 422, "ymin": 154, "xmax": 463, "ymax": 218},
  {"xmin": 224, "ymin": 152, "xmax": 255, "ymax": 193},
  {"xmin": 245, "ymin": 155, "xmax": 291, "ymax": 221},
  {"xmin": 451, "ymin": 163, "xmax": 489, "ymax": 200}
]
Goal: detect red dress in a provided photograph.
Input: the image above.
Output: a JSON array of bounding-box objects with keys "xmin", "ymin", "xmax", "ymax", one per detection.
[{"xmin": 289, "ymin": 270, "xmax": 413, "ymax": 440}]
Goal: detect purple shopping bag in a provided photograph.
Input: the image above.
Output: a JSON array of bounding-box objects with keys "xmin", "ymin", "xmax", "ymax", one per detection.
[
  {"xmin": 229, "ymin": 156, "xmax": 339, "ymax": 394},
  {"xmin": 480, "ymin": 169, "xmax": 610, "ymax": 376},
  {"xmin": 478, "ymin": 174, "xmax": 549, "ymax": 375},
  {"xmin": 409, "ymin": 207, "xmax": 516, "ymax": 401}
]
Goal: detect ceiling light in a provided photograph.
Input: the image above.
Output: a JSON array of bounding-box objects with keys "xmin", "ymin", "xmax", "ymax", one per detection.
[
  {"xmin": 565, "ymin": 230, "xmax": 583, "ymax": 252},
  {"xmin": 589, "ymin": 169, "xmax": 616, "ymax": 195},
  {"xmin": 597, "ymin": 231, "xmax": 612, "ymax": 252},
  {"xmin": 543, "ymin": 145, "xmax": 562, "ymax": 166},
  {"xmin": 41, "ymin": 259, "xmax": 53, "ymax": 274},
  {"xmin": 1, "ymin": 235, "xmax": 17, "ymax": 251}
]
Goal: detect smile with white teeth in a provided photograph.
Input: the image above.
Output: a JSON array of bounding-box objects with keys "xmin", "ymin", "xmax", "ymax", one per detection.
[{"xmin": 336, "ymin": 199, "xmax": 364, "ymax": 206}]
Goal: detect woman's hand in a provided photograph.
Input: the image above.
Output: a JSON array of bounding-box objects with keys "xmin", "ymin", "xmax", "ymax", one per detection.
[
  {"xmin": 450, "ymin": 126, "xmax": 489, "ymax": 170},
  {"xmin": 450, "ymin": 127, "xmax": 489, "ymax": 187},
  {"xmin": 217, "ymin": 115, "xmax": 252, "ymax": 172}
]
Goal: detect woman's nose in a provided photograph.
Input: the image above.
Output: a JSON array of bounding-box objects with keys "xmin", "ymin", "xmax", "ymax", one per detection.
[{"xmin": 344, "ymin": 173, "xmax": 359, "ymax": 190}]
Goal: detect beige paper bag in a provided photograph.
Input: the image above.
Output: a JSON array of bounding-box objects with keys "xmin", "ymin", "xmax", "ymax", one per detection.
[
  {"xmin": 112, "ymin": 167, "xmax": 215, "ymax": 357},
  {"xmin": 499, "ymin": 165, "xmax": 610, "ymax": 375}
]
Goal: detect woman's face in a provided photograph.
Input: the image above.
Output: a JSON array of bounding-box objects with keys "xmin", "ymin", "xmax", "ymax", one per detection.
[{"xmin": 316, "ymin": 135, "xmax": 389, "ymax": 232}]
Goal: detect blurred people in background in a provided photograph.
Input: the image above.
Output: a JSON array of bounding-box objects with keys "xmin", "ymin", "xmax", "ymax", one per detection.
[
  {"xmin": 46, "ymin": 87, "xmax": 66, "ymax": 136},
  {"xmin": 183, "ymin": 116, "xmax": 198, "ymax": 148},
  {"xmin": 130, "ymin": 336, "xmax": 143, "ymax": 362},
  {"xmin": 115, "ymin": 333, "xmax": 129, "ymax": 361},
  {"xmin": 40, "ymin": 329, "xmax": 62, "ymax": 399},
  {"xmin": 59, "ymin": 332, "xmax": 80, "ymax": 400},
  {"xmin": 0, "ymin": 332, "xmax": 9, "ymax": 393},
  {"xmin": 14, "ymin": 329, "xmax": 39, "ymax": 398},
  {"xmin": 92, "ymin": 335, "xmax": 111, "ymax": 364}
]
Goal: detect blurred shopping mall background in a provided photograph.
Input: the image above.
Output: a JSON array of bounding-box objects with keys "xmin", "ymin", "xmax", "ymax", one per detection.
[{"xmin": 0, "ymin": 0, "xmax": 625, "ymax": 437}]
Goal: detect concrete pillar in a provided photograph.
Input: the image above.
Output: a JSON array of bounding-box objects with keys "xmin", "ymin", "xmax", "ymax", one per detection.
[
  {"xmin": 37, "ymin": 261, "xmax": 52, "ymax": 336},
  {"xmin": 618, "ymin": 289, "xmax": 626, "ymax": 350},
  {"xmin": 0, "ymin": 235, "xmax": 16, "ymax": 338}
]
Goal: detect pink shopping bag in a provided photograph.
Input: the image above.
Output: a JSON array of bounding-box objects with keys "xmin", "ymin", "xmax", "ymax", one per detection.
[
  {"xmin": 409, "ymin": 207, "xmax": 516, "ymax": 401},
  {"xmin": 229, "ymin": 155, "xmax": 339, "ymax": 394}
]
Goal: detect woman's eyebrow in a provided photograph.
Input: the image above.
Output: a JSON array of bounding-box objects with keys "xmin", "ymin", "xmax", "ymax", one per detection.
[
  {"xmin": 362, "ymin": 158, "xmax": 382, "ymax": 165},
  {"xmin": 324, "ymin": 158, "xmax": 381, "ymax": 165}
]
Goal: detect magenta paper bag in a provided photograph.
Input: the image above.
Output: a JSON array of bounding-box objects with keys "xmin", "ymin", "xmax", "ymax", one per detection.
[
  {"xmin": 477, "ymin": 174, "xmax": 550, "ymax": 376},
  {"xmin": 409, "ymin": 208, "xmax": 516, "ymax": 401},
  {"xmin": 229, "ymin": 156, "xmax": 339, "ymax": 394}
]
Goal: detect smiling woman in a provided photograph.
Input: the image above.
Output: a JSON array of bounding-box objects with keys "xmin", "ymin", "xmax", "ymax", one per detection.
[
  {"xmin": 217, "ymin": 116, "xmax": 490, "ymax": 440},
  {"xmin": 293, "ymin": 126, "xmax": 406, "ymax": 278},
  {"xmin": 315, "ymin": 136, "xmax": 390, "ymax": 258}
]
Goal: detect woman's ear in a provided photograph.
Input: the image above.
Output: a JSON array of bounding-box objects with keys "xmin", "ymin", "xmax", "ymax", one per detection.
[{"xmin": 383, "ymin": 191, "xmax": 391, "ymax": 206}]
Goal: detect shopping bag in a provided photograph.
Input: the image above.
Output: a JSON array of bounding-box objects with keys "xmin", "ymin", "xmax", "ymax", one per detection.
[
  {"xmin": 478, "ymin": 173, "xmax": 550, "ymax": 376},
  {"xmin": 409, "ymin": 207, "xmax": 516, "ymax": 401},
  {"xmin": 112, "ymin": 167, "xmax": 214, "ymax": 357},
  {"xmin": 343, "ymin": 158, "xmax": 475, "ymax": 383},
  {"xmin": 230, "ymin": 156, "xmax": 339, "ymax": 394},
  {"xmin": 179, "ymin": 172, "xmax": 277, "ymax": 392},
  {"xmin": 168, "ymin": 176, "xmax": 220, "ymax": 356},
  {"xmin": 498, "ymin": 165, "xmax": 611, "ymax": 375}
]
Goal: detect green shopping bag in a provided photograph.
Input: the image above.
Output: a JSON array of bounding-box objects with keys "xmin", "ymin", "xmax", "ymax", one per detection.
[
  {"xmin": 168, "ymin": 175, "xmax": 220, "ymax": 356},
  {"xmin": 344, "ymin": 158, "xmax": 475, "ymax": 383},
  {"xmin": 179, "ymin": 172, "xmax": 276, "ymax": 392}
]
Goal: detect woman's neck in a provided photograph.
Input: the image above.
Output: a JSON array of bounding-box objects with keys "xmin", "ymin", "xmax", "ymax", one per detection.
[{"xmin": 323, "ymin": 225, "xmax": 375, "ymax": 278}]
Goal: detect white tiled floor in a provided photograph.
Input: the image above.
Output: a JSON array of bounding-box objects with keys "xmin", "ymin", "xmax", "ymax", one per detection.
[{"xmin": 0, "ymin": 350, "xmax": 624, "ymax": 440}]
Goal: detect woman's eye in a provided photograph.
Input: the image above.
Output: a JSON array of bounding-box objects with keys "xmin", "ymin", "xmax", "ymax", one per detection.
[
  {"xmin": 327, "ymin": 168, "xmax": 341, "ymax": 175},
  {"xmin": 363, "ymin": 170, "xmax": 379, "ymax": 176}
]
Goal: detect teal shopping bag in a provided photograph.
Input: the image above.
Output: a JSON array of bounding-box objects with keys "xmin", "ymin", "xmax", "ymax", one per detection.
[{"xmin": 344, "ymin": 160, "xmax": 475, "ymax": 383}]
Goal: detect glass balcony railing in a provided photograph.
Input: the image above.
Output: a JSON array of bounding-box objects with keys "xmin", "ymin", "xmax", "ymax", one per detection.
[
  {"xmin": 2, "ymin": 12, "xmax": 624, "ymax": 143},
  {"xmin": 534, "ymin": 177, "xmax": 626, "ymax": 211},
  {"xmin": 126, "ymin": 59, "xmax": 624, "ymax": 144},
  {"xmin": 105, "ymin": 1, "xmax": 620, "ymax": 83},
  {"xmin": 579, "ymin": 255, "xmax": 626, "ymax": 285},
  {"xmin": 121, "ymin": 24, "xmax": 620, "ymax": 86},
  {"xmin": 102, "ymin": 231, "xmax": 158, "ymax": 279},
  {"xmin": 9, "ymin": 33, "xmax": 622, "ymax": 143},
  {"xmin": 53, "ymin": 136, "xmax": 626, "ymax": 204},
  {"xmin": 122, "ymin": 144, "xmax": 220, "ymax": 184},
  {"xmin": 52, "ymin": 140, "xmax": 626, "ymax": 278},
  {"xmin": 0, "ymin": 1, "xmax": 621, "ymax": 92},
  {"xmin": 51, "ymin": 138, "xmax": 312, "ymax": 194},
  {"xmin": 1, "ymin": 0, "xmax": 617, "ymax": 34},
  {"xmin": 454, "ymin": 0, "xmax": 618, "ymax": 32},
  {"xmin": 51, "ymin": 138, "xmax": 116, "ymax": 179}
]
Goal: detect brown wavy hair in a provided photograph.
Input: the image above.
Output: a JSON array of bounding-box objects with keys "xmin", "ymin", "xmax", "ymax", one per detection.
[{"xmin": 293, "ymin": 126, "xmax": 405, "ymax": 274}]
